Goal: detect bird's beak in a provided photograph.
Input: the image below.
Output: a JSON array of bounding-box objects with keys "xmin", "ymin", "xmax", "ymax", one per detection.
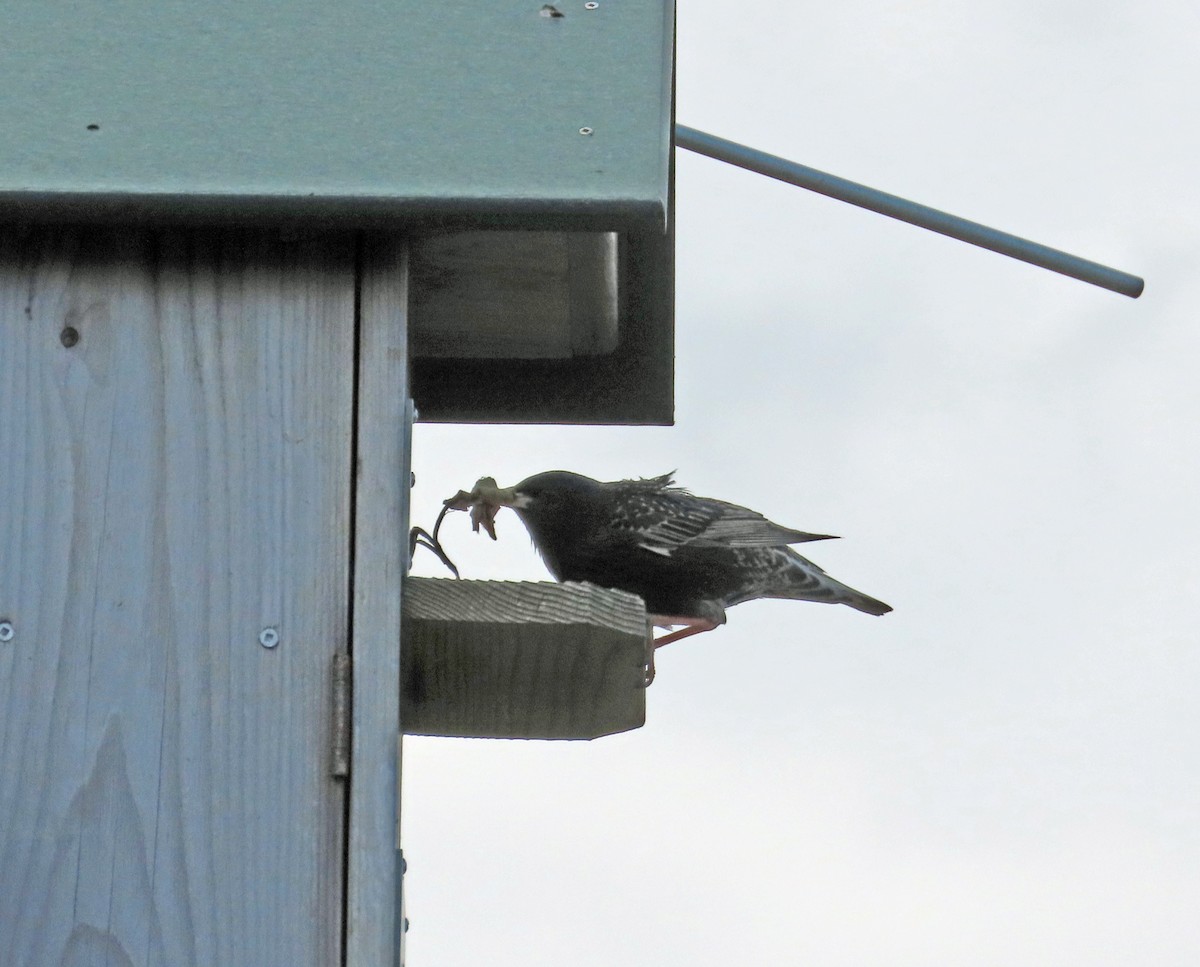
[{"xmin": 498, "ymin": 487, "xmax": 531, "ymax": 510}]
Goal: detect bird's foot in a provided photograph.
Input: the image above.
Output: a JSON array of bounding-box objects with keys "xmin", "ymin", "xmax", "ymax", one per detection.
[{"xmin": 641, "ymin": 616, "xmax": 720, "ymax": 685}]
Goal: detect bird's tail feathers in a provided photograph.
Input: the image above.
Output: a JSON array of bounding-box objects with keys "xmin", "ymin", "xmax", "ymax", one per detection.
[
  {"xmin": 818, "ymin": 571, "xmax": 892, "ymax": 615},
  {"xmin": 840, "ymin": 589, "xmax": 893, "ymax": 616},
  {"xmin": 776, "ymin": 550, "xmax": 893, "ymax": 615}
]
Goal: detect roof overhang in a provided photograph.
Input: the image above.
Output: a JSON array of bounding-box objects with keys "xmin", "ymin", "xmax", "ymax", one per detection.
[{"xmin": 1, "ymin": 0, "xmax": 676, "ymax": 425}]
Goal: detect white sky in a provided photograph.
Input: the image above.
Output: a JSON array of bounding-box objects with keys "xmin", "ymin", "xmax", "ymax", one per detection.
[{"xmin": 402, "ymin": 2, "xmax": 1199, "ymax": 964}]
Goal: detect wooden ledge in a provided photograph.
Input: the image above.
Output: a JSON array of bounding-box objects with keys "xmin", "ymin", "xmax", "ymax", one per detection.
[{"xmin": 401, "ymin": 578, "xmax": 649, "ymax": 740}]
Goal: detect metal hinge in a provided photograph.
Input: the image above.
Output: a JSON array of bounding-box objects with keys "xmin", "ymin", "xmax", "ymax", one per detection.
[{"xmin": 331, "ymin": 650, "xmax": 351, "ymax": 778}]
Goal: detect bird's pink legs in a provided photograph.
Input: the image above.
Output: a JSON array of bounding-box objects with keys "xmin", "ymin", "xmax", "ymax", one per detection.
[
  {"xmin": 651, "ymin": 617, "xmax": 720, "ymax": 647},
  {"xmin": 643, "ymin": 616, "xmax": 720, "ymax": 685}
]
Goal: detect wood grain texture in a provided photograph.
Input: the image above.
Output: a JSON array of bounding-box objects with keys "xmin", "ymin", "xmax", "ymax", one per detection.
[
  {"xmin": 402, "ymin": 579, "xmax": 649, "ymax": 740},
  {"xmin": 345, "ymin": 236, "xmax": 410, "ymax": 967},
  {"xmin": 0, "ymin": 227, "xmax": 354, "ymax": 967}
]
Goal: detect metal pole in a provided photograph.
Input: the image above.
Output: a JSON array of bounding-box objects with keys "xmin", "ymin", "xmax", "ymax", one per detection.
[{"xmin": 675, "ymin": 125, "xmax": 1144, "ymax": 299}]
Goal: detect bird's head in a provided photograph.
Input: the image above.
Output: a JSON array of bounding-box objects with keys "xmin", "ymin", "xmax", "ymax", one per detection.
[
  {"xmin": 444, "ymin": 471, "xmax": 600, "ymax": 539},
  {"xmin": 506, "ymin": 471, "xmax": 601, "ymax": 511}
]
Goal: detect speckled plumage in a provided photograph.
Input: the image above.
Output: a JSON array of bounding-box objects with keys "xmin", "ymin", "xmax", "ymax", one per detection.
[{"xmin": 502, "ymin": 470, "xmax": 892, "ymax": 625}]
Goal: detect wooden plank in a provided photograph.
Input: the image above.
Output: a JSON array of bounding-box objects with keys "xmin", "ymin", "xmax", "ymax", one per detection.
[
  {"xmin": 346, "ymin": 236, "xmax": 410, "ymax": 967},
  {"xmin": 402, "ymin": 579, "xmax": 649, "ymax": 740},
  {"xmin": 411, "ymin": 226, "xmax": 674, "ymax": 425},
  {"xmin": 0, "ymin": 227, "xmax": 354, "ymax": 966},
  {"xmin": 410, "ymin": 231, "xmax": 618, "ymax": 359}
]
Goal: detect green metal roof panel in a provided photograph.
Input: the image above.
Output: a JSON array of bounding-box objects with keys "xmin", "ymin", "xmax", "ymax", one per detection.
[{"xmin": 0, "ymin": 0, "xmax": 673, "ymax": 228}]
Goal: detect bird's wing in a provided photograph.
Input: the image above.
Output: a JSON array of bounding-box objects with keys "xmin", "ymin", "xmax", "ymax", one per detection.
[
  {"xmin": 605, "ymin": 481, "xmax": 837, "ymax": 556},
  {"xmin": 692, "ymin": 501, "xmax": 839, "ymax": 546}
]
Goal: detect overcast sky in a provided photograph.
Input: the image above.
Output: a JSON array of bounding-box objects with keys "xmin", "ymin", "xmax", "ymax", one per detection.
[{"xmin": 402, "ymin": 2, "xmax": 1198, "ymax": 964}]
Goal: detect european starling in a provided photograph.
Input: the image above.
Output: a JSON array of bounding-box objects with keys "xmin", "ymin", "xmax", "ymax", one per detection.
[{"xmin": 450, "ymin": 471, "xmax": 891, "ymax": 679}]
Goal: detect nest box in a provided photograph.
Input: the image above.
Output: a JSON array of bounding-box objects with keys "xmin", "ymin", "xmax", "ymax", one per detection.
[{"xmin": 0, "ymin": 0, "xmax": 676, "ymax": 424}]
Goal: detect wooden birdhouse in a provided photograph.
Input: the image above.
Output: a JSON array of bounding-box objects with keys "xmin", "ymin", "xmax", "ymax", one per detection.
[{"xmin": 0, "ymin": 2, "xmax": 674, "ymax": 965}]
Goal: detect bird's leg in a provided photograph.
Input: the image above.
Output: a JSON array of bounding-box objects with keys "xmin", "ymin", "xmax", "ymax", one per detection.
[
  {"xmin": 642, "ymin": 617, "xmax": 719, "ymax": 686},
  {"xmin": 650, "ymin": 616, "xmax": 719, "ymax": 648}
]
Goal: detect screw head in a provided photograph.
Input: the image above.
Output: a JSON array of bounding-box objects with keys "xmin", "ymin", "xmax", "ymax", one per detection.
[
  {"xmin": 579, "ymin": 127, "xmax": 594, "ymax": 136},
  {"xmin": 60, "ymin": 326, "xmax": 80, "ymax": 348},
  {"xmin": 259, "ymin": 627, "xmax": 280, "ymax": 649},
  {"xmin": 585, "ymin": 2, "xmax": 599, "ymax": 8},
  {"xmin": 0, "ymin": 621, "xmax": 13, "ymax": 642}
]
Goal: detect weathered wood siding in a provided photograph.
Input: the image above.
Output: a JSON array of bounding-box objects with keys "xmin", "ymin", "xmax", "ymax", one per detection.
[
  {"xmin": 346, "ymin": 237, "xmax": 411, "ymax": 966},
  {"xmin": 0, "ymin": 228, "xmax": 355, "ymax": 966}
]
